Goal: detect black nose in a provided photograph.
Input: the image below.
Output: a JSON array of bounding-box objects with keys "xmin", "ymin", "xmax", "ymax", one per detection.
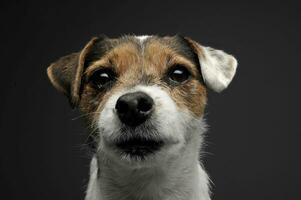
[{"xmin": 115, "ymin": 92, "xmax": 154, "ymax": 127}]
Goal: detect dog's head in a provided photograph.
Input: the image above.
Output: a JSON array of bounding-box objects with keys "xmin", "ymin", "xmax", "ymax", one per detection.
[{"xmin": 47, "ymin": 35, "xmax": 237, "ymax": 167}]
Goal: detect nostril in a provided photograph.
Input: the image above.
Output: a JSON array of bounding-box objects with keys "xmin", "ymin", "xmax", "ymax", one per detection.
[
  {"xmin": 115, "ymin": 99, "xmax": 129, "ymax": 114},
  {"xmin": 137, "ymin": 97, "xmax": 153, "ymax": 113}
]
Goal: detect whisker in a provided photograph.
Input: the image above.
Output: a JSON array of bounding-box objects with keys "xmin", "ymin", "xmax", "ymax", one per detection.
[
  {"xmin": 71, "ymin": 112, "xmax": 101, "ymax": 121},
  {"xmin": 83, "ymin": 125, "xmax": 99, "ymax": 144}
]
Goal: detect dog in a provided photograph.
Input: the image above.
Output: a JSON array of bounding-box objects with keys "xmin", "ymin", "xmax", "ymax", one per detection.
[{"xmin": 47, "ymin": 35, "xmax": 237, "ymax": 200}]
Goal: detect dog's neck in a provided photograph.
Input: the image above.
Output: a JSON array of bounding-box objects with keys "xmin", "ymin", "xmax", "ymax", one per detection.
[{"xmin": 86, "ymin": 131, "xmax": 211, "ymax": 200}]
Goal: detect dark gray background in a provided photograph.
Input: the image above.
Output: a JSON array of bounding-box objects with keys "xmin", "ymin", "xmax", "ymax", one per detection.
[{"xmin": 0, "ymin": 1, "xmax": 300, "ymax": 200}]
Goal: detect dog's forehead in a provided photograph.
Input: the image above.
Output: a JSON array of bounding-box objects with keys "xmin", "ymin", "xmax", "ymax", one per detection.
[{"xmin": 101, "ymin": 35, "xmax": 198, "ymax": 63}]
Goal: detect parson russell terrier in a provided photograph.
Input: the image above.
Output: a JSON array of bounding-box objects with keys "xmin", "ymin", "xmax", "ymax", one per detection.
[{"xmin": 47, "ymin": 35, "xmax": 237, "ymax": 200}]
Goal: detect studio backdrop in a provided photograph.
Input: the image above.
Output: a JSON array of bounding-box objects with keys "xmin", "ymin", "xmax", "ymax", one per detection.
[{"xmin": 0, "ymin": 1, "xmax": 300, "ymax": 200}]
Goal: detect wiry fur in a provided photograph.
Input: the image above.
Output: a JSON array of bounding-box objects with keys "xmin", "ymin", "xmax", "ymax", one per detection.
[{"xmin": 46, "ymin": 34, "xmax": 237, "ymax": 200}]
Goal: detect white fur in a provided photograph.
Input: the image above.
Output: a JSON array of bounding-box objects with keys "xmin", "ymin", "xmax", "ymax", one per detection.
[
  {"xmin": 199, "ymin": 46, "xmax": 237, "ymax": 92},
  {"xmin": 135, "ymin": 35, "xmax": 151, "ymax": 43},
  {"xmin": 85, "ymin": 85, "xmax": 211, "ymax": 200}
]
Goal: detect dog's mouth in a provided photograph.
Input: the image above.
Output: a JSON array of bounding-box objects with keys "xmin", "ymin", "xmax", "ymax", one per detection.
[{"xmin": 115, "ymin": 137, "xmax": 164, "ymax": 158}]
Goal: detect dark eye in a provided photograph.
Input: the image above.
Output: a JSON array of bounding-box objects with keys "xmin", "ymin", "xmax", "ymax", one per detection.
[
  {"xmin": 89, "ymin": 69, "xmax": 115, "ymax": 89},
  {"xmin": 168, "ymin": 65, "xmax": 191, "ymax": 83}
]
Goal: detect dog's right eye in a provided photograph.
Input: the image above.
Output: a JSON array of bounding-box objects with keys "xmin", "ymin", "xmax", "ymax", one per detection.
[{"xmin": 89, "ymin": 69, "xmax": 116, "ymax": 89}]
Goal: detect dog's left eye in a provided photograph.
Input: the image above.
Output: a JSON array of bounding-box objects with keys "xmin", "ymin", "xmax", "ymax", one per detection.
[
  {"xmin": 89, "ymin": 69, "xmax": 116, "ymax": 89},
  {"xmin": 168, "ymin": 65, "xmax": 191, "ymax": 83}
]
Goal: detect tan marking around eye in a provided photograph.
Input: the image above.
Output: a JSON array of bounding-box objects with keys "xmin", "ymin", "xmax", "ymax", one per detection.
[{"xmin": 79, "ymin": 36, "xmax": 207, "ymax": 120}]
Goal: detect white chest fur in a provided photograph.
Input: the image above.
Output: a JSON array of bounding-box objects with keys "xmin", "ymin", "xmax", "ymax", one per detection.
[{"xmin": 85, "ymin": 129, "xmax": 211, "ymax": 200}]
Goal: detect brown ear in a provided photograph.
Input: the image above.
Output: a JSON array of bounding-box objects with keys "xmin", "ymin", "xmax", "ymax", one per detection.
[{"xmin": 47, "ymin": 37, "xmax": 99, "ymax": 107}]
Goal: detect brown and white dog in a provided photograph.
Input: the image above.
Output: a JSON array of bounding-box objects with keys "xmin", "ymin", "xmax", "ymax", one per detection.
[{"xmin": 47, "ymin": 35, "xmax": 237, "ymax": 200}]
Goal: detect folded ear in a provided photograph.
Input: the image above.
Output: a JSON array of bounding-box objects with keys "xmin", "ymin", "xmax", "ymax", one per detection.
[
  {"xmin": 185, "ymin": 37, "xmax": 238, "ymax": 92},
  {"xmin": 47, "ymin": 37, "xmax": 100, "ymax": 107}
]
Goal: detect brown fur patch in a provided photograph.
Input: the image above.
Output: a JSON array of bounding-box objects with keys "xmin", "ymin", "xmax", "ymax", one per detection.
[{"xmin": 78, "ymin": 36, "xmax": 207, "ymax": 120}]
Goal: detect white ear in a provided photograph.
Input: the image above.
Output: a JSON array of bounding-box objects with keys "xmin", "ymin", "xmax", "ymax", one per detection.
[{"xmin": 199, "ymin": 46, "xmax": 238, "ymax": 92}]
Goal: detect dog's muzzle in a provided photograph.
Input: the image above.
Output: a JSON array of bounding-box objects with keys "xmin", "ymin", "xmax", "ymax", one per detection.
[
  {"xmin": 115, "ymin": 91, "xmax": 154, "ymax": 127},
  {"xmin": 113, "ymin": 91, "xmax": 163, "ymax": 158}
]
